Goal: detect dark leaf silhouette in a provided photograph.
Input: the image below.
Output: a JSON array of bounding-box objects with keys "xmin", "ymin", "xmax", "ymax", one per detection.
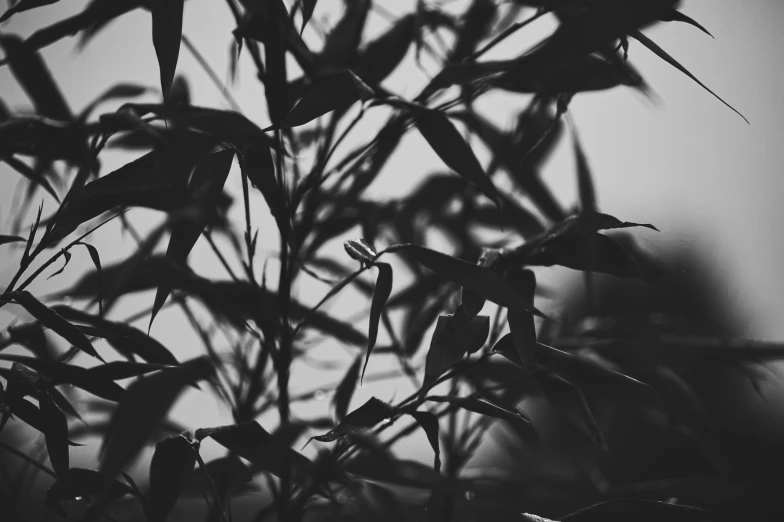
[
  {"xmin": 46, "ymin": 249, "xmax": 72, "ymax": 280},
  {"xmin": 355, "ymin": 14, "xmax": 416, "ymax": 85},
  {"xmin": 76, "ymin": 242, "xmax": 104, "ymax": 317},
  {"xmin": 390, "ymin": 244, "xmax": 546, "ymax": 316},
  {"xmin": 0, "ymin": 0, "xmax": 60, "ymax": 23},
  {"xmin": 630, "ymin": 29, "xmax": 747, "ymax": 123},
  {"xmin": 150, "ymin": 0, "xmax": 184, "ymax": 100},
  {"xmin": 8, "ymin": 291, "xmax": 103, "ymax": 361},
  {"xmin": 238, "ymin": 143, "xmax": 290, "ymax": 239},
  {"xmin": 0, "ymin": 34, "xmax": 72, "ymax": 121},
  {"xmin": 319, "ymin": 0, "xmax": 369, "ymax": 68},
  {"xmin": 79, "ymin": 83, "xmax": 150, "ymax": 121},
  {"xmin": 300, "ymin": 0, "xmax": 317, "ymax": 34},
  {"xmin": 311, "ymin": 397, "xmax": 397, "ymax": 442},
  {"xmin": 406, "ymin": 410, "xmax": 441, "ymax": 472},
  {"xmin": 196, "ymin": 421, "xmax": 314, "ymax": 482},
  {"xmin": 507, "ymin": 270, "xmax": 538, "ymax": 368},
  {"xmin": 364, "ymin": 262, "xmax": 392, "ymax": 379},
  {"xmin": 149, "ymin": 435, "xmax": 197, "ymax": 522},
  {"xmin": 86, "ymin": 362, "xmax": 171, "ymax": 381},
  {"xmin": 661, "ymin": 9, "xmax": 714, "ymax": 37},
  {"xmin": 1, "ymin": 155, "xmax": 60, "ymax": 202},
  {"xmin": 0, "ymin": 234, "xmax": 25, "ymax": 246},
  {"xmin": 333, "ymin": 355, "xmax": 362, "ymax": 422},
  {"xmin": 425, "ymin": 312, "xmax": 490, "ymax": 384},
  {"xmin": 426, "ymin": 395, "xmax": 538, "ymax": 444},
  {"xmin": 100, "ymin": 356, "xmax": 213, "ymax": 476},
  {"xmin": 281, "ymin": 70, "xmax": 373, "ymax": 128},
  {"xmin": 40, "ymin": 393, "xmax": 69, "ymax": 476}
]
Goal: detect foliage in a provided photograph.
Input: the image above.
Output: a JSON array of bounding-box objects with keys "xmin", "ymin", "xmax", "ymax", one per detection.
[{"xmin": 0, "ymin": 0, "xmax": 762, "ymax": 521}]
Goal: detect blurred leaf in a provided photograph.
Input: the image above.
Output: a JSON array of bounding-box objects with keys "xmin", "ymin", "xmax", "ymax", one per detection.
[
  {"xmin": 629, "ymin": 30, "xmax": 747, "ymax": 123},
  {"xmin": 320, "ymin": 0, "xmax": 369, "ymax": 68},
  {"xmin": 300, "ymin": 0, "xmax": 317, "ymax": 34},
  {"xmin": 100, "ymin": 356, "xmax": 214, "ymax": 476},
  {"xmin": 572, "ymin": 124, "xmax": 596, "ymax": 213},
  {"xmin": 45, "ymin": 468, "xmax": 133, "ymax": 517},
  {"xmin": 238, "ymin": 143, "xmax": 290, "ymax": 239},
  {"xmin": 0, "ymin": 354, "xmax": 126, "ymax": 401},
  {"xmin": 0, "ymin": 34, "xmax": 72, "ymax": 121},
  {"xmin": 0, "ymin": 0, "xmax": 60, "ymax": 23},
  {"xmin": 356, "ymin": 14, "xmax": 416, "ymax": 85},
  {"xmin": 537, "ymin": 369, "xmax": 607, "ymax": 449},
  {"xmin": 40, "ymin": 393, "xmax": 69, "ymax": 476},
  {"xmin": 79, "ymin": 83, "xmax": 150, "ymax": 122},
  {"xmin": 450, "ymin": 0, "xmax": 497, "ymax": 61},
  {"xmin": 408, "ymin": 105, "xmax": 500, "ymax": 207},
  {"xmin": 507, "ymin": 269, "xmax": 538, "ymax": 369},
  {"xmin": 86, "ymin": 361, "xmax": 171, "ymax": 381},
  {"xmin": 196, "ymin": 421, "xmax": 314, "ymax": 482},
  {"xmin": 390, "ymin": 244, "xmax": 546, "ymax": 316},
  {"xmin": 561, "ymin": 498, "xmax": 720, "ymax": 521},
  {"xmin": 150, "ymin": 0, "xmax": 184, "ymax": 100},
  {"xmin": 333, "ymin": 355, "xmax": 362, "ymax": 422},
  {"xmin": 75, "ymin": 242, "xmax": 104, "ymax": 317},
  {"xmin": 281, "ymin": 70, "xmax": 372, "ymax": 128},
  {"xmin": 54, "ymin": 305, "xmax": 179, "ymax": 365},
  {"xmin": 406, "ymin": 410, "xmax": 440, "ymax": 472},
  {"xmin": 8, "ymin": 291, "xmax": 104, "ymax": 362},
  {"xmin": 149, "ymin": 435, "xmax": 197, "ymax": 522},
  {"xmin": 311, "ymin": 397, "xmax": 397, "ymax": 442},
  {"xmin": 426, "ymin": 395, "xmax": 538, "ymax": 444},
  {"xmin": 364, "ymin": 262, "xmax": 393, "ymax": 379},
  {"xmin": 425, "ymin": 312, "xmax": 489, "ymax": 385},
  {"xmin": 2, "ymin": 156, "xmax": 60, "ymax": 202},
  {"xmin": 151, "ymin": 149, "xmax": 235, "ymax": 327}
]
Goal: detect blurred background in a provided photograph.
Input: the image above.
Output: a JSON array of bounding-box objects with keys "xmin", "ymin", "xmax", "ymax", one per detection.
[{"xmin": 2, "ymin": 0, "xmax": 784, "ymax": 520}]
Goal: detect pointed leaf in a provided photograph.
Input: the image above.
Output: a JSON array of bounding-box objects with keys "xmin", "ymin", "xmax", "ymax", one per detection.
[
  {"xmin": 86, "ymin": 362, "xmax": 171, "ymax": 381},
  {"xmin": 100, "ymin": 356, "xmax": 213, "ymax": 476},
  {"xmin": 281, "ymin": 70, "xmax": 372, "ymax": 129},
  {"xmin": 0, "ymin": 234, "xmax": 26, "ymax": 246},
  {"xmin": 333, "ymin": 355, "xmax": 362, "ymax": 422},
  {"xmin": 150, "ymin": 0, "xmax": 184, "ymax": 99},
  {"xmin": 8, "ymin": 291, "xmax": 103, "ymax": 361},
  {"xmin": 3, "ymin": 156, "xmax": 61, "ymax": 202},
  {"xmin": 425, "ymin": 313, "xmax": 490, "ymax": 384},
  {"xmin": 630, "ymin": 30, "xmax": 747, "ymax": 123},
  {"xmin": 390, "ymin": 244, "xmax": 546, "ymax": 316},
  {"xmin": 46, "ymin": 249, "xmax": 72, "ymax": 280},
  {"xmin": 195, "ymin": 421, "xmax": 314, "ymax": 482},
  {"xmin": 238, "ymin": 143, "xmax": 290, "ymax": 239},
  {"xmin": 40, "ymin": 393, "xmax": 69, "ymax": 476},
  {"xmin": 311, "ymin": 397, "xmax": 397, "ymax": 442},
  {"xmin": 364, "ymin": 262, "xmax": 392, "ymax": 379},
  {"xmin": 355, "ymin": 14, "xmax": 415, "ymax": 84},
  {"xmin": 410, "ymin": 106, "xmax": 499, "ymax": 207},
  {"xmin": 661, "ymin": 9, "xmax": 713, "ymax": 37},
  {"xmin": 76, "ymin": 242, "xmax": 104, "ymax": 317},
  {"xmin": 319, "ymin": 0, "xmax": 369, "ymax": 68},
  {"xmin": 300, "ymin": 0, "xmax": 317, "ymax": 34},
  {"xmin": 406, "ymin": 410, "xmax": 440, "ymax": 472},
  {"xmin": 149, "ymin": 435, "xmax": 197, "ymax": 522},
  {"xmin": 572, "ymin": 125, "xmax": 596, "ymax": 213},
  {"xmin": 79, "ymin": 83, "xmax": 150, "ymax": 121},
  {"xmin": 426, "ymin": 395, "xmax": 538, "ymax": 444}
]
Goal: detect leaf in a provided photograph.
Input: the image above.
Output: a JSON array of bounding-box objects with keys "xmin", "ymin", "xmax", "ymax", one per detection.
[
  {"xmin": 53, "ymin": 305, "xmax": 179, "ymax": 365},
  {"xmin": 364, "ymin": 262, "xmax": 393, "ymax": 380},
  {"xmin": 0, "ymin": 234, "xmax": 26, "ymax": 246},
  {"xmin": 0, "ymin": 0, "xmax": 60, "ymax": 23},
  {"xmin": 572, "ymin": 124, "xmax": 596, "ymax": 213},
  {"xmin": 629, "ymin": 30, "xmax": 747, "ymax": 123},
  {"xmin": 355, "ymin": 14, "xmax": 416, "ymax": 85},
  {"xmin": 319, "ymin": 0, "xmax": 369, "ymax": 68},
  {"xmin": 409, "ymin": 106, "xmax": 500, "ymax": 207},
  {"xmin": 99, "ymin": 356, "xmax": 213, "ymax": 476},
  {"xmin": 76, "ymin": 242, "xmax": 104, "ymax": 317},
  {"xmin": 406, "ymin": 410, "xmax": 440, "ymax": 472},
  {"xmin": 195, "ymin": 421, "xmax": 314, "ymax": 482},
  {"xmin": 426, "ymin": 395, "xmax": 538, "ymax": 444},
  {"xmin": 0, "ymin": 34, "xmax": 72, "ymax": 121},
  {"xmin": 8, "ymin": 291, "xmax": 104, "ymax": 362},
  {"xmin": 507, "ymin": 270, "xmax": 538, "ymax": 369},
  {"xmin": 45, "ymin": 468, "xmax": 133, "ymax": 518},
  {"xmin": 344, "ymin": 238, "xmax": 377, "ymax": 264},
  {"xmin": 311, "ymin": 397, "xmax": 397, "ymax": 443},
  {"xmin": 537, "ymin": 370, "xmax": 607, "ymax": 449},
  {"xmin": 79, "ymin": 83, "xmax": 150, "ymax": 121},
  {"xmin": 238, "ymin": 143, "xmax": 290, "ymax": 239},
  {"xmin": 424, "ymin": 312, "xmax": 490, "ymax": 385},
  {"xmin": 2, "ymin": 156, "xmax": 61, "ymax": 202},
  {"xmin": 46, "ymin": 249, "xmax": 72, "ymax": 280},
  {"xmin": 23, "ymin": 200, "xmax": 44, "ymax": 264},
  {"xmin": 86, "ymin": 362, "xmax": 171, "ymax": 381},
  {"xmin": 390, "ymin": 244, "xmax": 546, "ymax": 316},
  {"xmin": 333, "ymin": 355, "xmax": 362, "ymax": 422},
  {"xmin": 300, "ymin": 0, "xmax": 317, "ymax": 34},
  {"xmin": 536, "ymin": 343, "xmax": 663, "ymax": 414},
  {"xmin": 151, "ymin": 149, "xmax": 235, "ymax": 328},
  {"xmin": 281, "ymin": 70, "xmax": 372, "ymax": 129},
  {"xmin": 263, "ymin": 0, "xmax": 290, "ymax": 126},
  {"xmin": 150, "ymin": 0, "xmax": 184, "ymax": 100},
  {"xmin": 149, "ymin": 435, "xmax": 197, "ymax": 522},
  {"xmin": 661, "ymin": 9, "xmax": 713, "ymax": 38},
  {"xmin": 561, "ymin": 498, "xmax": 720, "ymax": 522},
  {"xmin": 40, "ymin": 393, "xmax": 69, "ymax": 476},
  {"xmin": 0, "ymin": 354, "xmax": 126, "ymax": 402}
]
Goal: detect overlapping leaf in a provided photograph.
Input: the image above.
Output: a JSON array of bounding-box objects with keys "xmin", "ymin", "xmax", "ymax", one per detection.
[
  {"xmin": 364, "ymin": 262, "xmax": 392, "ymax": 379},
  {"xmin": 311, "ymin": 397, "xmax": 397, "ymax": 442},
  {"xmin": 150, "ymin": 0, "xmax": 184, "ymax": 100},
  {"xmin": 424, "ymin": 311, "xmax": 489, "ymax": 385},
  {"xmin": 149, "ymin": 434, "xmax": 197, "ymax": 522}
]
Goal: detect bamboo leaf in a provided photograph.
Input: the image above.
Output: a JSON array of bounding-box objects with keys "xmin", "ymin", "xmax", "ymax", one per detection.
[
  {"xmin": 311, "ymin": 397, "xmax": 397, "ymax": 443},
  {"xmin": 426, "ymin": 395, "xmax": 538, "ymax": 444},
  {"xmin": 40, "ymin": 393, "xmax": 69, "ymax": 477},
  {"xmin": 150, "ymin": 0, "xmax": 184, "ymax": 100},
  {"xmin": 406, "ymin": 410, "xmax": 440, "ymax": 472},
  {"xmin": 661, "ymin": 9, "xmax": 713, "ymax": 38},
  {"xmin": 425, "ymin": 312, "xmax": 490, "ymax": 384},
  {"xmin": 537, "ymin": 370, "xmax": 607, "ymax": 449},
  {"xmin": 507, "ymin": 270, "xmax": 538, "ymax": 369},
  {"xmin": 149, "ymin": 435, "xmax": 197, "ymax": 522},
  {"xmin": 0, "ymin": 234, "xmax": 26, "ymax": 246},
  {"xmin": 333, "ymin": 355, "xmax": 362, "ymax": 422},
  {"xmin": 75, "ymin": 242, "xmax": 104, "ymax": 318},
  {"xmin": 281, "ymin": 70, "xmax": 372, "ymax": 129},
  {"xmin": 364, "ymin": 262, "xmax": 393, "ymax": 380},
  {"xmin": 300, "ymin": 0, "xmax": 317, "ymax": 34},
  {"xmin": 0, "ymin": 0, "xmax": 60, "ymax": 23}
]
